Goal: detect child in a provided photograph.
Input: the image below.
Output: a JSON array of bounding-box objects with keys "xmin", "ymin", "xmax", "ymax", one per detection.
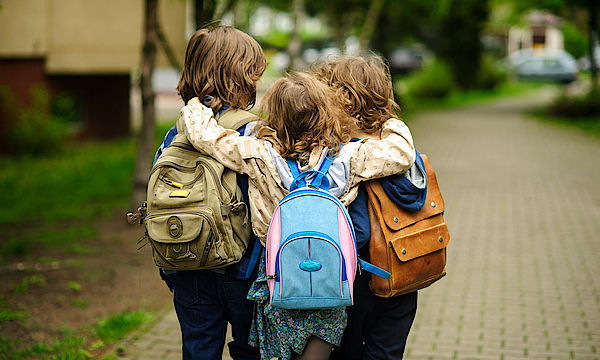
[
  {"xmin": 179, "ymin": 71, "xmax": 416, "ymax": 359},
  {"xmin": 154, "ymin": 24, "xmax": 267, "ymax": 360},
  {"xmin": 313, "ymin": 55, "xmax": 426, "ymax": 360}
]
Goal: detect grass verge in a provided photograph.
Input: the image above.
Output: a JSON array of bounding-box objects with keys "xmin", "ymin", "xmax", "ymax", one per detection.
[
  {"xmin": 0, "ymin": 309, "xmax": 155, "ymax": 360},
  {"xmin": 528, "ymin": 108, "xmax": 600, "ymax": 140},
  {"xmin": 0, "ymin": 122, "xmax": 175, "ymax": 262}
]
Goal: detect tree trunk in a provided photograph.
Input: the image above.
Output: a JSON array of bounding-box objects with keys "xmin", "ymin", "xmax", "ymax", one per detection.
[
  {"xmin": 157, "ymin": 22, "xmax": 181, "ymax": 72},
  {"xmin": 589, "ymin": 0, "xmax": 598, "ymax": 91},
  {"xmin": 196, "ymin": 0, "xmax": 215, "ymax": 28},
  {"xmin": 213, "ymin": 0, "xmax": 230, "ymax": 21},
  {"xmin": 130, "ymin": 0, "xmax": 159, "ymax": 210},
  {"xmin": 287, "ymin": 0, "xmax": 305, "ymax": 71},
  {"xmin": 358, "ymin": 0, "xmax": 385, "ymax": 53}
]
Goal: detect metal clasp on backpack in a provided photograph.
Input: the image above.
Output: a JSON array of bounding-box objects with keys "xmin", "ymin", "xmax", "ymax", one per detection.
[{"xmin": 127, "ymin": 202, "xmax": 147, "ymax": 225}]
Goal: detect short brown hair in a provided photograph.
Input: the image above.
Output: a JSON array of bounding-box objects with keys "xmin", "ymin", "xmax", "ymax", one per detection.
[
  {"xmin": 177, "ymin": 25, "xmax": 267, "ymax": 113},
  {"xmin": 313, "ymin": 55, "xmax": 399, "ymax": 133},
  {"xmin": 258, "ymin": 72, "xmax": 352, "ymax": 160}
]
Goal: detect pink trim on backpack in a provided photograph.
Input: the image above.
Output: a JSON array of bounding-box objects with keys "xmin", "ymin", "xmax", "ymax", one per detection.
[
  {"xmin": 338, "ymin": 208, "xmax": 357, "ymax": 301},
  {"xmin": 266, "ymin": 207, "xmax": 282, "ymax": 297}
]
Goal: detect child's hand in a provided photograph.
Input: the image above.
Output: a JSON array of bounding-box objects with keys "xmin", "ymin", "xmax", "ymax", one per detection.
[{"xmin": 187, "ymin": 97, "xmax": 200, "ymax": 105}]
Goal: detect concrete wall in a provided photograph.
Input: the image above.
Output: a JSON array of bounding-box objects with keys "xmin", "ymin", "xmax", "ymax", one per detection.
[{"xmin": 0, "ymin": 0, "xmax": 187, "ymax": 73}]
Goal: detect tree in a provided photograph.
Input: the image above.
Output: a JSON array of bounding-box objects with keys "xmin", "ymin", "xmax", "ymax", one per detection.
[
  {"xmin": 585, "ymin": 0, "xmax": 598, "ymax": 90},
  {"xmin": 436, "ymin": 0, "xmax": 490, "ymax": 90},
  {"xmin": 306, "ymin": 0, "xmax": 390, "ymax": 53},
  {"xmin": 287, "ymin": 0, "xmax": 305, "ymax": 70},
  {"xmin": 130, "ymin": 0, "xmax": 159, "ymax": 209},
  {"xmin": 358, "ymin": 0, "xmax": 386, "ymax": 53}
]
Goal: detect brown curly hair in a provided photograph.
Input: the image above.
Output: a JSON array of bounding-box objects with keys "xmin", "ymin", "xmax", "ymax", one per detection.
[
  {"xmin": 257, "ymin": 72, "xmax": 353, "ymax": 160},
  {"xmin": 312, "ymin": 55, "xmax": 400, "ymax": 134},
  {"xmin": 177, "ymin": 25, "xmax": 267, "ymax": 114}
]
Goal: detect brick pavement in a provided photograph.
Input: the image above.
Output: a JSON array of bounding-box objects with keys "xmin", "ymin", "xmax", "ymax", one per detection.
[
  {"xmin": 115, "ymin": 88, "xmax": 600, "ymax": 359},
  {"xmin": 404, "ymin": 89, "xmax": 600, "ymax": 360}
]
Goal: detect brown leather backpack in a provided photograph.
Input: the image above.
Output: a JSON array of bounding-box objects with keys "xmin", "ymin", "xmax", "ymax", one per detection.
[{"xmin": 365, "ymin": 154, "xmax": 449, "ymax": 297}]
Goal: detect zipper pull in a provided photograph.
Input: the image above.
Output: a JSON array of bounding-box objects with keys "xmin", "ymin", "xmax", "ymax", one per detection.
[{"xmin": 169, "ymin": 180, "xmax": 184, "ymax": 188}]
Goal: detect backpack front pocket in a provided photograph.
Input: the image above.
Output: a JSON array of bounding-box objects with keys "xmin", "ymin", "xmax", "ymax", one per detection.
[
  {"xmin": 146, "ymin": 208, "xmax": 226, "ymax": 270},
  {"xmin": 272, "ymin": 232, "xmax": 351, "ymax": 309}
]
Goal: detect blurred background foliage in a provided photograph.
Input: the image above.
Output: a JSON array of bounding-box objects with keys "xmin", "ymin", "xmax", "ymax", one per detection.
[{"xmin": 0, "ymin": 0, "xmax": 598, "ymax": 230}]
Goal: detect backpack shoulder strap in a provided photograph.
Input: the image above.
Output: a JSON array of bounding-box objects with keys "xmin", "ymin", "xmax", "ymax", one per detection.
[
  {"xmin": 286, "ymin": 159, "xmax": 307, "ymax": 189},
  {"xmin": 174, "ymin": 107, "xmax": 256, "ymax": 135},
  {"xmin": 216, "ymin": 108, "xmax": 257, "ymax": 131}
]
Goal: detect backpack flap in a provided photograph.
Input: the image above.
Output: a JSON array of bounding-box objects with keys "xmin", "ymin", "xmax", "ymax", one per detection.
[
  {"xmin": 389, "ymin": 221, "xmax": 449, "ymax": 262},
  {"xmin": 145, "ymin": 209, "xmax": 228, "ymax": 269},
  {"xmin": 146, "ymin": 213, "xmax": 203, "ymax": 244},
  {"xmin": 368, "ymin": 154, "xmax": 449, "ymax": 262},
  {"xmin": 376, "ymin": 166, "xmax": 445, "ymax": 231}
]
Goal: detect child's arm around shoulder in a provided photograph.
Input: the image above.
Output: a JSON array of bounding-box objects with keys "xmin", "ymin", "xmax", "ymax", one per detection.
[
  {"xmin": 349, "ymin": 118, "xmax": 416, "ymax": 186},
  {"xmin": 180, "ymin": 98, "xmax": 267, "ymax": 176}
]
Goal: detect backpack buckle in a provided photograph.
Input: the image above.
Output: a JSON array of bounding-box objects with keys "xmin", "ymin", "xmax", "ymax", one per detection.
[{"xmin": 127, "ymin": 202, "xmax": 147, "ymax": 225}]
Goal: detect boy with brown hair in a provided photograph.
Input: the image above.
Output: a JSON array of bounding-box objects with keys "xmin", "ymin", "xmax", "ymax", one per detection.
[
  {"xmin": 313, "ymin": 55, "xmax": 426, "ymax": 360},
  {"xmin": 155, "ymin": 24, "xmax": 267, "ymax": 360}
]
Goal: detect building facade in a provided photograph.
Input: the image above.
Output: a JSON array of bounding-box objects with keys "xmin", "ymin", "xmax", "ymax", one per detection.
[{"xmin": 0, "ymin": 0, "xmax": 188, "ymax": 152}]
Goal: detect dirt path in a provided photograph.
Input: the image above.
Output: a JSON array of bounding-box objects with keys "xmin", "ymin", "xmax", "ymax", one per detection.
[{"xmin": 0, "ymin": 213, "xmax": 173, "ymax": 356}]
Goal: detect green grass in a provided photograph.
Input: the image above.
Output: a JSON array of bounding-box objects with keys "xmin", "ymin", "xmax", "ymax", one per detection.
[
  {"xmin": 13, "ymin": 275, "xmax": 46, "ymax": 294},
  {"xmin": 0, "ymin": 122, "xmax": 175, "ymax": 261},
  {"xmin": 94, "ymin": 309, "xmax": 154, "ymax": 343},
  {"xmin": 529, "ymin": 108, "xmax": 600, "ymax": 139},
  {"xmin": 0, "ymin": 308, "xmax": 27, "ymax": 322},
  {"xmin": 0, "ymin": 122, "xmax": 176, "ymax": 226},
  {"xmin": 0, "ymin": 309, "xmax": 155, "ymax": 360},
  {"xmin": 0, "ymin": 138, "xmax": 136, "ymax": 225}
]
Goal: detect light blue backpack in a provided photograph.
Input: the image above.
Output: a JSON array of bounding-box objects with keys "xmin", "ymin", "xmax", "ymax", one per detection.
[{"xmin": 265, "ymin": 155, "xmax": 390, "ymax": 310}]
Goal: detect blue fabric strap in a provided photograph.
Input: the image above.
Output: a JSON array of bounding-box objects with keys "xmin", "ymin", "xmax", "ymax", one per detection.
[
  {"xmin": 245, "ymin": 239, "xmax": 262, "ymax": 279},
  {"xmin": 318, "ymin": 155, "xmax": 334, "ymax": 173},
  {"xmin": 287, "ymin": 146, "xmax": 343, "ymax": 191},
  {"xmin": 302, "ymin": 155, "xmax": 332, "ymax": 190},
  {"xmin": 359, "ymin": 259, "xmax": 391, "ymax": 279},
  {"xmin": 286, "ymin": 159, "xmax": 306, "ymax": 189}
]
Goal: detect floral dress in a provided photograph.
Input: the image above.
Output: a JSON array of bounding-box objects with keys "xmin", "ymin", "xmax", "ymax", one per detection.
[{"xmin": 247, "ymin": 251, "xmax": 348, "ymax": 360}]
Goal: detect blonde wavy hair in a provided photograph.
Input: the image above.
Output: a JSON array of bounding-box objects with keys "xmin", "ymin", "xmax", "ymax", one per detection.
[
  {"xmin": 312, "ymin": 55, "xmax": 400, "ymax": 134},
  {"xmin": 177, "ymin": 25, "xmax": 267, "ymax": 113},
  {"xmin": 258, "ymin": 72, "xmax": 353, "ymax": 160}
]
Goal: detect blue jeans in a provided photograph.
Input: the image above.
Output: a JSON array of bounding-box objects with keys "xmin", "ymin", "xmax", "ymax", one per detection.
[
  {"xmin": 330, "ymin": 269, "xmax": 417, "ymax": 360},
  {"xmin": 168, "ymin": 270, "xmax": 260, "ymax": 360}
]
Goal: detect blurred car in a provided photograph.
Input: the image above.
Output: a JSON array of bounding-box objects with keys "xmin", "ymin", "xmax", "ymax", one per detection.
[
  {"xmin": 508, "ymin": 49, "xmax": 578, "ymax": 84},
  {"xmin": 388, "ymin": 47, "xmax": 424, "ymax": 75}
]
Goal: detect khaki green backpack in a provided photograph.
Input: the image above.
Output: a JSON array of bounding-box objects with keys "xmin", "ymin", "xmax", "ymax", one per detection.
[{"xmin": 141, "ymin": 109, "xmax": 256, "ymax": 270}]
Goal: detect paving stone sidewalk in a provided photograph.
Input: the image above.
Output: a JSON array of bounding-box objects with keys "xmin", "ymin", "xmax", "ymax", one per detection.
[{"xmin": 117, "ymin": 89, "xmax": 600, "ymax": 360}]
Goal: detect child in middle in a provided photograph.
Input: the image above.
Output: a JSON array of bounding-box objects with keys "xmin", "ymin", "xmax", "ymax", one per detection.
[
  {"xmin": 179, "ymin": 71, "xmax": 416, "ymax": 360},
  {"xmin": 313, "ymin": 55, "xmax": 426, "ymax": 360}
]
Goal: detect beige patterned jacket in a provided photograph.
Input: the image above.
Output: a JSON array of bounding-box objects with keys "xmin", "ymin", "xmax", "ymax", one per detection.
[{"xmin": 181, "ymin": 98, "xmax": 416, "ymax": 244}]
